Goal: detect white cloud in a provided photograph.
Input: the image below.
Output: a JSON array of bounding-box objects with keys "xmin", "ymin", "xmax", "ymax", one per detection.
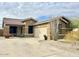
[{"xmin": 0, "ymin": 2, "xmax": 79, "ymax": 28}]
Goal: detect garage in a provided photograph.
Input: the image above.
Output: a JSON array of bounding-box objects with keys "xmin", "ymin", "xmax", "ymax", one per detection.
[{"xmin": 34, "ymin": 24, "xmax": 49, "ymax": 40}]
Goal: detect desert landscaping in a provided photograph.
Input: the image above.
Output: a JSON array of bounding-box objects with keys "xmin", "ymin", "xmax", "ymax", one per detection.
[{"xmin": 0, "ymin": 36, "xmax": 79, "ymax": 57}]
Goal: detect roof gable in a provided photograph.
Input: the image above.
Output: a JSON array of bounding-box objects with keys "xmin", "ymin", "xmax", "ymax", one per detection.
[{"xmin": 22, "ymin": 18, "xmax": 37, "ymax": 22}]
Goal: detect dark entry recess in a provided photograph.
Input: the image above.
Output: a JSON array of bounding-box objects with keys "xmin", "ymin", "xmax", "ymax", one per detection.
[{"xmin": 9, "ymin": 26, "xmax": 17, "ymax": 34}]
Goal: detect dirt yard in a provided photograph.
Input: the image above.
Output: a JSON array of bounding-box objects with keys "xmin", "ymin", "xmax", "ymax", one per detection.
[{"xmin": 0, "ymin": 37, "xmax": 79, "ymax": 57}]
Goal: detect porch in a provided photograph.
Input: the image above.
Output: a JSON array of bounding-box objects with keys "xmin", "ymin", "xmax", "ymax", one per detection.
[
  {"xmin": 4, "ymin": 25, "xmax": 25, "ymax": 37},
  {"xmin": 9, "ymin": 25, "xmax": 24, "ymax": 37}
]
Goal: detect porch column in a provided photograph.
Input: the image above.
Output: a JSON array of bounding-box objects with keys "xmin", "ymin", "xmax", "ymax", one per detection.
[
  {"xmin": 22, "ymin": 26, "xmax": 25, "ymax": 36},
  {"xmin": 17, "ymin": 26, "xmax": 21, "ymax": 36},
  {"xmin": 24, "ymin": 26, "xmax": 28, "ymax": 36}
]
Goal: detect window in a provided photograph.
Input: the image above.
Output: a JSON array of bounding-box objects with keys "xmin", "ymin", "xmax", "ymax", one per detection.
[{"xmin": 28, "ymin": 26, "xmax": 33, "ymax": 34}]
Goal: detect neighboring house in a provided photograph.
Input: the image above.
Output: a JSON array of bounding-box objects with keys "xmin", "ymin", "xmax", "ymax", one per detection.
[{"xmin": 2, "ymin": 16, "xmax": 70, "ymax": 40}]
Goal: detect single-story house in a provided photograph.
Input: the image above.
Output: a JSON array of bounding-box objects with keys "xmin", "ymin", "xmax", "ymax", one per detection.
[{"xmin": 2, "ymin": 16, "xmax": 71, "ymax": 40}]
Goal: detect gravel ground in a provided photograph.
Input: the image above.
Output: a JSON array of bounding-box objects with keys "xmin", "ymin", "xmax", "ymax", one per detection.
[{"xmin": 0, "ymin": 37, "xmax": 79, "ymax": 57}]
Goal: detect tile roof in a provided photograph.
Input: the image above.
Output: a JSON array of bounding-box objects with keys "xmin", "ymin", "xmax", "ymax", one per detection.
[
  {"xmin": 3, "ymin": 18, "xmax": 24, "ymax": 26},
  {"xmin": 22, "ymin": 17, "xmax": 37, "ymax": 22}
]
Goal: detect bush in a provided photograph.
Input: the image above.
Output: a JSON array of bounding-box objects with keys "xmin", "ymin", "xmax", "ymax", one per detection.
[
  {"xmin": 64, "ymin": 28, "xmax": 79, "ymax": 42},
  {"xmin": 70, "ymin": 20, "xmax": 79, "ymax": 29}
]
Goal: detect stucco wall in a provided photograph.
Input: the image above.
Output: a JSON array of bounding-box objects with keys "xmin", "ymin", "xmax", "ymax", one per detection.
[
  {"xmin": 3, "ymin": 24, "xmax": 9, "ymax": 36},
  {"xmin": 34, "ymin": 23, "xmax": 51, "ymax": 40},
  {"xmin": 22, "ymin": 20, "xmax": 36, "ymax": 37},
  {"xmin": 0, "ymin": 29, "xmax": 3, "ymax": 36}
]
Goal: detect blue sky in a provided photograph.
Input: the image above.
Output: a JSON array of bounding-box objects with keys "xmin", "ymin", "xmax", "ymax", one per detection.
[{"xmin": 0, "ymin": 2, "xmax": 79, "ymax": 28}]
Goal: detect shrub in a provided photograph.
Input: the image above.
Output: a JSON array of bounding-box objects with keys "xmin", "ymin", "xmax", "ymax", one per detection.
[
  {"xmin": 70, "ymin": 20, "xmax": 79, "ymax": 29},
  {"xmin": 64, "ymin": 28, "xmax": 79, "ymax": 42}
]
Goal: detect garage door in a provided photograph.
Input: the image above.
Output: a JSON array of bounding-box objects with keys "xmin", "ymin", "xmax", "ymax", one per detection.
[{"xmin": 34, "ymin": 27, "xmax": 48, "ymax": 40}]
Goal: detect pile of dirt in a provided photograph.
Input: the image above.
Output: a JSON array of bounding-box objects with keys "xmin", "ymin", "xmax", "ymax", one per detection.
[{"xmin": 64, "ymin": 28, "xmax": 79, "ymax": 42}]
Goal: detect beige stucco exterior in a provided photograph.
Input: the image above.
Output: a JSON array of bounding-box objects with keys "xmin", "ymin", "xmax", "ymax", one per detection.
[
  {"xmin": 2, "ymin": 16, "xmax": 70, "ymax": 40},
  {"xmin": 3, "ymin": 18, "xmax": 37, "ymax": 37},
  {"xmin": 22, "ymin": 19, "xmax": 37, "ymax": 37},
  {"xmin": 34, "ymin": 23, "xmax": 51, "ymax": 40},
  {"xmin": 3, "ymin": 24, "xmax": 24, "ymax": 36},
  {"xmin": 34, "ymin": 18, "xmax": 70, "ymax": 40},
  {"xmin": 3, "ymin": 24, "xmax": 9, "ymax": 36}
]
